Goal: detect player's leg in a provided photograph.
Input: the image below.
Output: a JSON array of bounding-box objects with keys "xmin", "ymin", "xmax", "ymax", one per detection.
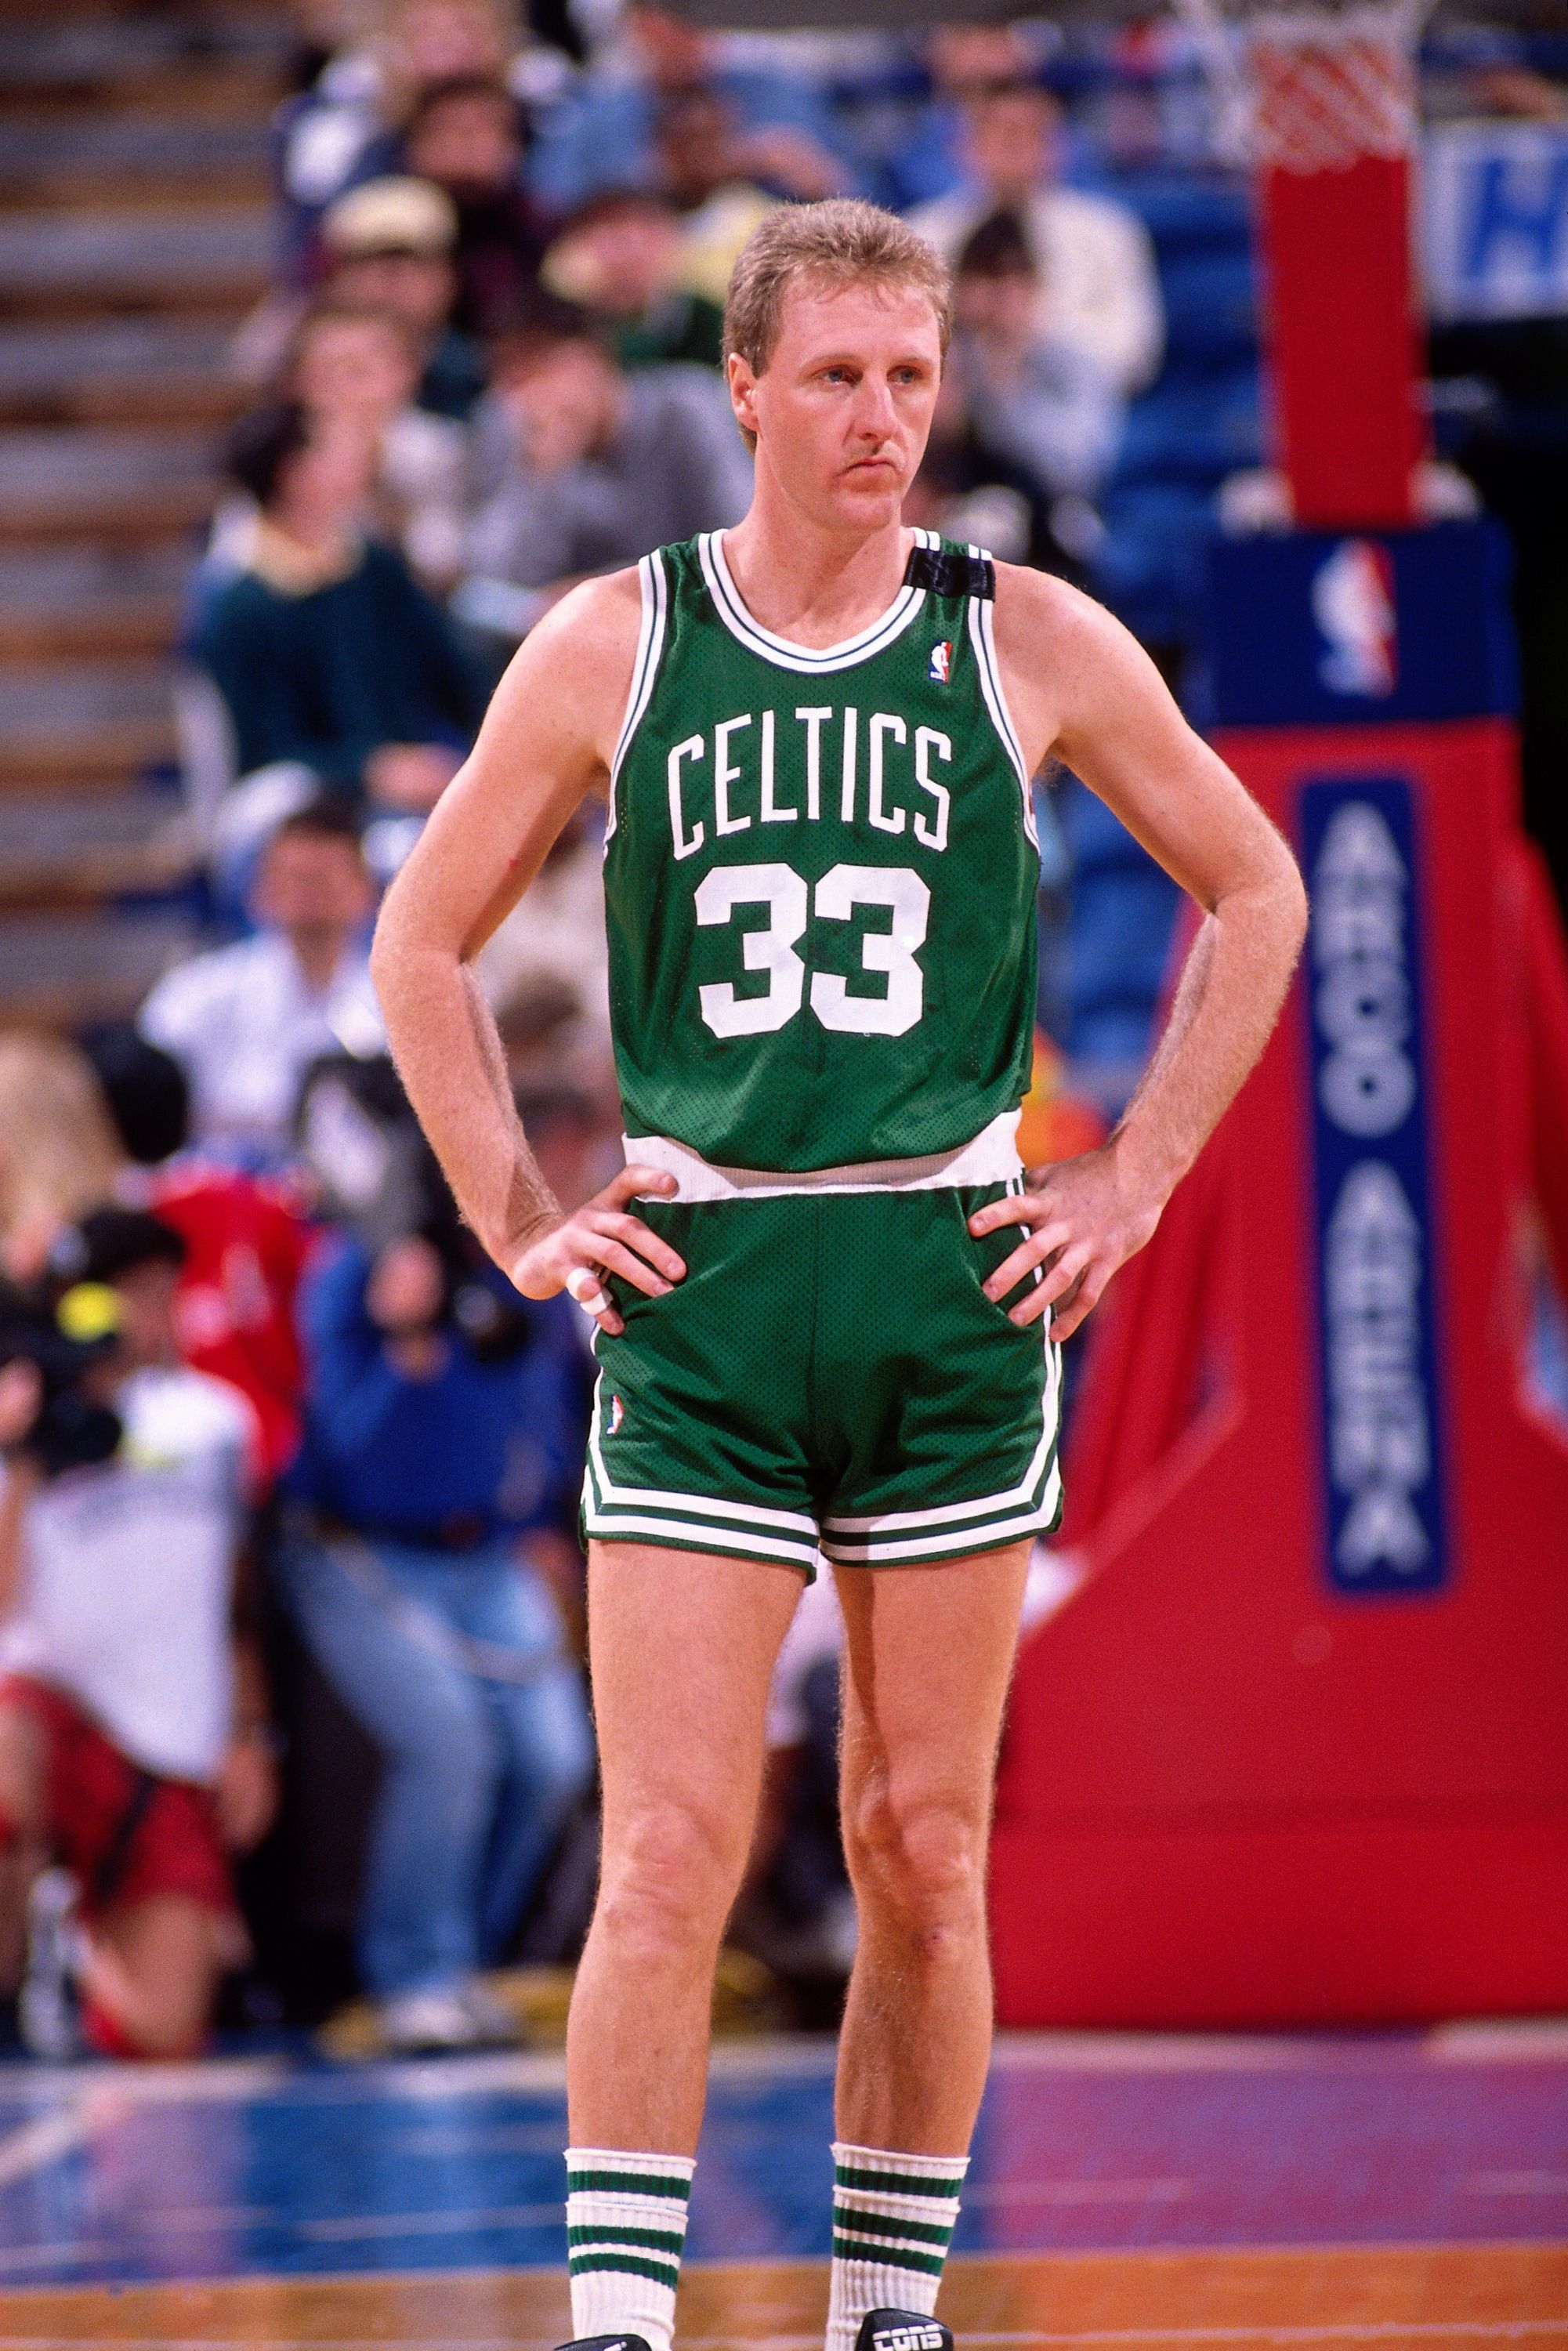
[
  {"xmin": 564, "ymin": 1537, "xmax": 802, "ymax": 2349},
  {"xmin": 827, "ymin": 1540, "xmax": 1032, "ymax": 2350},
  {"xmin": 81, "ymin": 1892, "xmax": 230, "ymax": 2057}
]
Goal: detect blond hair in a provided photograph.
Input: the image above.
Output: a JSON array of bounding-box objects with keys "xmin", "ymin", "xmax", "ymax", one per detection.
[
  {"xmin": 0, "ymin": 1031, "xmax": 122, "ymax": 1267},
  {"xmin": 723, "ymin": 199, "xmax": 952, "ymax": 413}
]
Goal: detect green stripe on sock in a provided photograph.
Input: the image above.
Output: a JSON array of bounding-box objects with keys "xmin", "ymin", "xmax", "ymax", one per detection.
[
  {"xmin": 834, "ymin": 2163, "xmax": 964, "ymax": 2199},
  {"xmin": 567, "ymin": 2250, "xmax": 682, "ymax": 2291},
  {"xmin": 567, "ymin": 2168, "xmax": 691, "ymax": 2200},
  {"xmin": 567, "ymin": 2225, "xmax": 686, "ymax": 2256},
  {"xmin": 831, "ymin": 2204, "xmax": 954, "ymax": 2248},
  {"xmin": 832, "ymin": 2232, "xmax": 946, "ymax": 2278}
]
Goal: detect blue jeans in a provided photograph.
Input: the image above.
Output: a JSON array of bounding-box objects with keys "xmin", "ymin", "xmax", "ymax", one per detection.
[{"xmin": 277, "ymin": 1530, "xmax": 595, "ymax": 1998}]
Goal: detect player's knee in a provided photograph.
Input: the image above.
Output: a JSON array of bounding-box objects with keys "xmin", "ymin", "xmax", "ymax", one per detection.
[
  {"xmin": 596, "ymin": 1799, "xmax": 743, "ymax": 1957},
  {"xmin": 845, "ymin": 1782, "xmax": 987, "ymax": 1947}
]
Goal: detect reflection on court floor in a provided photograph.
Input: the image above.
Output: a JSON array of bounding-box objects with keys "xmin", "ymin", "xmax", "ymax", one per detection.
[{"xmin": 0, "ymin": 2029, "xmax": 1566, "ymax": 2344}]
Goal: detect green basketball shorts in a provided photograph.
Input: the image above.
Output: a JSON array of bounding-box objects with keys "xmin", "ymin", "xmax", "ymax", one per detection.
[{"xmin": 581, "ymin": 1179, "xmax": 1063, "ymax": 1575}]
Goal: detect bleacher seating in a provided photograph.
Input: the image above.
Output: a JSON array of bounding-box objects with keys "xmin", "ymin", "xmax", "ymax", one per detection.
[{"xmin": 0, "ymin": 0, "xmax": 288, "ymax": 1023}]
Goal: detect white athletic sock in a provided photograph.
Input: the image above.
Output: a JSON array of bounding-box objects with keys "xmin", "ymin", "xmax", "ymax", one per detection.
[
  {"xmin": 566, "ymin": 2146, "xmax": 694, "ymax": 2351},
  {"xmin": 827, "ymin": 2141, "xmax": 969, "ymax": 2351}
]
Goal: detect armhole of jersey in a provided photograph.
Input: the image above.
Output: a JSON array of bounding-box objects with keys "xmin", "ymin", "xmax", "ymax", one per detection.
[
  {"xmin": 964, "ymin": 545, "xmax": 1039, "ymax": 850},
  {"xmin": 606, "ymin": 550, "xmax": 668, "ymax": 842}
]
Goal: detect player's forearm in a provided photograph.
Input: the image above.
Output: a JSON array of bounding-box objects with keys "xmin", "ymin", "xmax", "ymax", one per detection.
[
  {"xmin": 0, "ymin": 1463, "xmax": 38, "ymax": 1623},
  {"xmin": 372, "ymin": 929, "xmax": 559, "ymax": 1269},
  {"xmin": 1110, "ymin": 854, "xmax": 1307, "ymax": 1204}
]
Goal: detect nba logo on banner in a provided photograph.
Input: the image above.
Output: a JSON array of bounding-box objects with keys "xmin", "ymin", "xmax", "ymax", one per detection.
[
  {"xmin": 929, "ymin": 640, "xmax": 952, "ymax": 683},
  {"xmin": 1311, "ymin": 540, "xmax": 1398, "ymax": 698},
  {"xmin": 1301, "ymin": 775, "xmax": 1447, "ymax": 1596}
]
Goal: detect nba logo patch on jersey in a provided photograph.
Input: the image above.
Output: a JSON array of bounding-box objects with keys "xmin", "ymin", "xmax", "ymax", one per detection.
[
  {"xmin": 929, "ymin": 639, "xmax": 952, "ymax": 684},
  {"xmin": 607, "ymin": 1393, "xmax": 625, "ymax": 1436}
]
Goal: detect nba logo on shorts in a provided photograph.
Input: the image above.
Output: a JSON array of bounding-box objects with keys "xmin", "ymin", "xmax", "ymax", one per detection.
[
  {"xmin": 929, "ymin": 639, "xmax": 952, "ymax": 683},
  {"xmin": 1311, "ymin": 539, "xmax": 1397, "ymax": 698},
  {"xmin": 607, "ymin": 1393, "xmax": 625, "ymax": 1435}
]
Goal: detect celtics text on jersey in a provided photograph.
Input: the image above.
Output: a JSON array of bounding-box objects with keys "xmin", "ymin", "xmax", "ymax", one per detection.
[{"xmin": 603, "ymin": 528, "xmax": 1041, "ymax": 1173}]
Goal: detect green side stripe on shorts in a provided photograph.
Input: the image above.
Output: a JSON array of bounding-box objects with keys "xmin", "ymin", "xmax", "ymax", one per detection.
[
  {"xmin": 566, "ymin": 2168, "xmax": 691, "ymax": 2200},
  {"xmin": 568, "ymin": 2251, "xmax": 683, "ymax": 2290},
  {"xmin": 831, "ymin": 2206, "xmax": 954, "ymax": 2248},
  {"xmin": 835, "ymin": 2164, "xmax": 965, "ymax": 2199},
  {"xmin": 567, "ymin": 2225, "xmax": 686, "ymax": 2255},
  {"xmin": 832, "ymin": 2232, "xmax": 947, "ymax": 2277}
]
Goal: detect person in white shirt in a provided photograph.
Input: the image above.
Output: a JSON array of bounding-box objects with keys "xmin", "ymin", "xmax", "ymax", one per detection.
[
  {"xmin": 910, "ymin": 74, "xmax": 1164, "ymax": 398},
  {"xmin": 139, "ymin": 800, "xmax": 384, "ymax": 1161},
  {"xmin": 0, "ymin": 1209, "xmax": 276, "ymax": 2059}
]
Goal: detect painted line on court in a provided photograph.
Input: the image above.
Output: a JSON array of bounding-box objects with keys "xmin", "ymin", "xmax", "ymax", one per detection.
[{"xmin": 0, "ymin": 2106, "xmax": 89, "ymax": 2193}]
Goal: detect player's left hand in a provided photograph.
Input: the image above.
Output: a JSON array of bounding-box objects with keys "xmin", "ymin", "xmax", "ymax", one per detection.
[{"xmin": 969, "ymin": 1142, "xmax": 1164, "ymax": 1339}]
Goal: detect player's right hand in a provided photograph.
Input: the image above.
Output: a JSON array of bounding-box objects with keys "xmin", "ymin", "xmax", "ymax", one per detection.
[{"xmin": 508, "ymin": 1165, "xmax": 686, "ymax": 1337}]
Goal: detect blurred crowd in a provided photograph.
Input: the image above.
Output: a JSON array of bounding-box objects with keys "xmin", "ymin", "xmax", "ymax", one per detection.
[{"xmin": 3, "ymin": 0, "xmax": 1566, "ymax": 2062}]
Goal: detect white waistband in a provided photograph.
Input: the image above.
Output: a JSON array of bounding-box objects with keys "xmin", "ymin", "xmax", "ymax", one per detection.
[{"xmin": 621, "ymin": 1111, "xmax": 1022, "ymax": 1203}]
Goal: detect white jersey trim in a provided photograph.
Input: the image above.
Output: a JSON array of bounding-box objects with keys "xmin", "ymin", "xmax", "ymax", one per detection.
[
  {"xmin": 965, "ymin": 546, "xmax": 1039, "ymax": 849},
  {"xmin": 619, "ymin": 1109, "xmax": 1022, "ymax": 1202},
  {"xmin": 697, "ymin": 527, "xmax": 938, "ymax": 674},
  {"xmin": 607, "ymin": 550, "xmax": 669, "ymax": 839}
]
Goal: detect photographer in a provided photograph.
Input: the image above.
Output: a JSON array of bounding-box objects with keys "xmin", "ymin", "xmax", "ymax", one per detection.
[
  {"xmin": 277, "ymin": 1204, "xmax": 593, "ymax": 2054},
  {"xmin": 0, "ymin": 1212, "xmax": 277, "ymax": 2059}
]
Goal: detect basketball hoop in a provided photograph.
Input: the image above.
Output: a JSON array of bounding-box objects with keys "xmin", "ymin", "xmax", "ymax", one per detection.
[
  {"xmin": 1171, "ymin": 0, "xmax": 1430, "ymax": 174},
  {"xmin": 1171, "ymin": 0, "xmax": 1436, "ymax": 528}
]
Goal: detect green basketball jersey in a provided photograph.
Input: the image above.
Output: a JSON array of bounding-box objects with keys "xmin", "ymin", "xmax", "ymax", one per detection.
[{"xmin": 603, "ymin": 527, "xmax": 1039, "ymax": 1172}]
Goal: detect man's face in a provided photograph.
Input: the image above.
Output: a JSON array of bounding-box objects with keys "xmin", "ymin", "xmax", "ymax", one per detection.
[
  {"xmin": 730, "ymin": 280, "xmax": 943, "ymax": 536},
  {"xmin": 965, "ymin": 86, "xmax": 1059, "ymax": 198},
  {"xmin": 254, "ymin": 833, "xmax": 373, "ymax": 944},
  {"xmin": 295, "ymin": 317, "xmax": 415, "ymax": 419},
  {"xmin": 331, "ymin": 252, "xmax": 454, "ymax": 335},
  {"xmin": 405, "ymin": 93, "xmax": 520, "ymax": 197},
  {"xmin": 111, "ymin": 1260, "xmax": 179, "ymax": 1373}
]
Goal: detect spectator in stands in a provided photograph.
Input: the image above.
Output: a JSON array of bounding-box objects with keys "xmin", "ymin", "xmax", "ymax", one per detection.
[
  {"xmin": 477, "ymin": 804, "xmax": 614, "ymax": 1090},
  {"xmin": 951, "ymin": 209, "xmax": 1124, "ymax": 505},
  {"xmin": 83, "ymin": 1028, "xmax": 317, "ymax": 1491},
  {"xmin": 291, "ymin": 301, "xmax": 465, "ymax": 587},
  {"xmin": 400, "ymin": 75, "xmax": 549, "ymax": 338},
  {"xmin": 320, "ymin": 176, "xmax": 486, "ymax": 419},
  {"xmin": 140, "ymin": 801, "xmax": 383, "ymax": 1164},
  {"xmin": 911, "ymin": 73, "xmax": 1164, "ymax": 397},
  {"xmin": 458, "ymin": 301, "xmax": 750, "ymax": 639},
  {"xmin": 885, "ymin": 23, "xmax": 1050, "ymax": 212},
  {"xmin": 0, "ymin": 1035, "xmax": 123, "ymax": 1284},
  {"xmin": 192, "ymin": 402, "xmax": 487, "ymax": 879},
  {"xmin": 273, "ymin": 0, "xmax": 570, "ymax": 275},
  {"xmin": 0, "ymin": 1209, "xmax": 276, "ymax": 2059},
  {"xmin": 541, "ymin": 190, "xmax": 723, "ymax": 371},
  {"xmin": 527, "ymin": 2, "xmax": 852, "ymax": 224},
  {"xmin": 277, "ymin": 1223, "xmax": 595, "ymax": 2052}
]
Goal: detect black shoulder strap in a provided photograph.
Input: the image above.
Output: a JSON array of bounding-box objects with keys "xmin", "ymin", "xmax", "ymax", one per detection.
[{"xmin": 904, "ymin": 545, "xmax": 995, "ymax": 600}]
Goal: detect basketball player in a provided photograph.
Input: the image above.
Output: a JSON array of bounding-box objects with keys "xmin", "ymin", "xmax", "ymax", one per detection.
[{"xmin": 372, "ymin": 201, "xmax": 1306, "ymax": 2351}]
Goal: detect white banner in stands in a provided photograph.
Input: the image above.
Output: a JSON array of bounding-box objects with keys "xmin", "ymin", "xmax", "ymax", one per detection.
[{"xmin": 1423, "ymin": 121, "xmax": 1568, "ymax": 321}]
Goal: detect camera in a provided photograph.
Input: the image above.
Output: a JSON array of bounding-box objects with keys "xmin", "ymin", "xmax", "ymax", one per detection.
[
  {"xmin": 0, "ymin": 1277, "xmax": 124, "ymax": 1478},
  {"xmin": 293, "ymin": 1051, "xmax": 534, "ymax": 1361}
]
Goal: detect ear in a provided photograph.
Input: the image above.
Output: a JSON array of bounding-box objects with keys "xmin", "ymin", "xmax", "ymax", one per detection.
[{"xmin": 727, "ymin": 350, "xmax": 759, "ymax": 441}]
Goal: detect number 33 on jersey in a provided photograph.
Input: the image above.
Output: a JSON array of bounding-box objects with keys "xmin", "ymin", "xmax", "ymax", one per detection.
[{"xmin": 603, "ymin": 530, "xmax": 1041, "ymax": 1174}]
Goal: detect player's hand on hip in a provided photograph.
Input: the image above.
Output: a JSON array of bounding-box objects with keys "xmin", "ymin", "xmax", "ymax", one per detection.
[
  {"xmin": 969, "ymin": 1143, "xmax": 1163, "ymax": 1340},
  {"xmin": 509, "ymin": 1165, "xmax": 686, "ymax": 1337}
]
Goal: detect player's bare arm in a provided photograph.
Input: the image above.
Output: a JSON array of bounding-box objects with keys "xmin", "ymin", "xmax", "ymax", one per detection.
[
  {"xmin": 972, "ymin": 566, "xmax": 1309, "ymax": 1337},
  {"xmin": 369, "ymin": 570, "xmax": 686, "ymax": 1337}
]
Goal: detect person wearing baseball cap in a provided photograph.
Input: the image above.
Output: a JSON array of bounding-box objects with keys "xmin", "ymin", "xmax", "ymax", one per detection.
[{"xmin": 321, "ymin": 176, "xmax": 486, "ymax": 420}]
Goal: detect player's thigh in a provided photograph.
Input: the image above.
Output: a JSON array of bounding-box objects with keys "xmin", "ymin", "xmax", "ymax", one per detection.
[
  {"xmin": 588, "ymin": 1539, "xmax": 805, "ymax": 1882},
  {"xmin": 833, "ymin": 1541, "xmax": 1032, "ymax": 1838}
]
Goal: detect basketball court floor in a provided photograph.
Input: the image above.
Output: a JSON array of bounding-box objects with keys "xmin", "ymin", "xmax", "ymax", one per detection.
[{"xmin": 1, "ymin": 2025, "xmax": 1566, "ymax": 2348}]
